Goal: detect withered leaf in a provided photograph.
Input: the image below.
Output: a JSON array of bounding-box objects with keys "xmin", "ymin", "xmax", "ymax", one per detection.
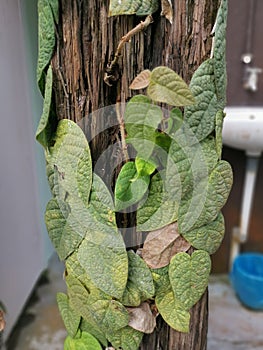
[
  {"xmin": 129, "ymin": 70, "xmax": 151, "ymax": 90},
  {"xmin": 142, "ymin": 222, "xmax": 191, "ymax": 268},
  {"xmin": 0, "ymin": 310, "xmax": 5, "ymax": 332},
  {"xmin": 161, "ymin": 0, "xmax": 173, "ymax": 24},
  {"xmin": 127, "ymin": 302, "xmax": 156, "ymax": 334}
]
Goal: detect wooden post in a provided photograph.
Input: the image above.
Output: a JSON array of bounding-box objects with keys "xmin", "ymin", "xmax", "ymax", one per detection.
[{"xmin": 51, "ymin": 1, "xmax": 220, "ymax": 348}]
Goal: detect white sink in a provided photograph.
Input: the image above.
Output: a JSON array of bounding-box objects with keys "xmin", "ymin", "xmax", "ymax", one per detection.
[{"xmin": 223, "ymin": 107, "xmax": 263, "ymax": 156}]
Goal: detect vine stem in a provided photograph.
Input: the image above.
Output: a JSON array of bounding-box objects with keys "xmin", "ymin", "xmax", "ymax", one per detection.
[
  {"xmin": 116, "ymin": 83, "xmax": 129, "ymax": 162},
  {"xmin": 104, "ymin": 15, "xmax": 153, "ymax": 85}
]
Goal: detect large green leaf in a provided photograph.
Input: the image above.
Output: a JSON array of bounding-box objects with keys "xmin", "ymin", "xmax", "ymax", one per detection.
[
  {"xmin": 45, "ymin": 199, "xmax": 84, "ymax": 260},
  {"xmin": 88, "ymin": 299, "xmax": 129, "ymax": 333},
  {"xmin": 79, "ymin": 319, "xmax": 108, "ymax": 348},
  {"xmin": 56, "ymin": 293, "xmax": 81, "ymax": 338},
  {"xmin": 147, "ymin": 66, "xmax": 195, "ymax": 107},
  {"xmin": 47, "ymin": 119, "xmax": 92, "ymax": 208},
  {"xmin": 37, "ymin": 0, "xmax": 58, "ymax": 94},
  {"xmin": 181, "ymin": 212, "xmax": 225, "ymax": 254},
  {"xmin": 169, "ymin": 251, "xmax": 211, "ymax": 310},
  {"xmin": 214, "ymin": 0, "xmax": 228, "ymax": 107},
  {"xmin": 120, "ymin": 251, "xmax": 155, "ymax": 306},
  {"xmin": 136, "ymin": 170, "xmax": 179, "ymax": 231},
  {"xmin": 155, "ymin": 290, "xmax": 190, "ymax": 333},
  {"xmin": 215, "ymin": 110, "xmax": 225, "ymax": 159},
  {"xmin": 36, "ymin": 66, "xmax": 57, "ymax": 148},
  {"xmin": 179, "ymin": 160, "xmax": 233, "ymax": 233},
  {"xmin": 114, "ymin": 161, "xmax": 150, "ymax": 212},
  {"xmin": 184, "ymin": 59, "xmax": 219, "ymax": 141},
  {"xmin": 64, "ymin": 331, "xmax": 102, "ymax": 350},
  {"xmin": 109, "ymin": 0, "xmax": 159, "ymax": 16},
  {"xmin": 106, "ymin": 326, "xmax": 144, "ymax": 350},
  {"xmin": 124, "ymin": 95, "xmax": 163, "ymax": 160}
]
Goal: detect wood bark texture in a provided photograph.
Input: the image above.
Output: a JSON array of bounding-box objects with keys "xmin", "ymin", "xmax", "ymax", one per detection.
[{"xmin": 51, "ymin": 1, "xmax": 220, "ymax": 349}]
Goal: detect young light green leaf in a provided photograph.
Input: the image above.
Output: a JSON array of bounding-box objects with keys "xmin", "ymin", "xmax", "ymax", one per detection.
[
  {"xmin": 120, "ymin": 251, "xmax": 155, "ymax": 307},
  {"xmin": 106, "ymin": 326, "xmax": 144, "ymax": 350},
  {"xmin": 109, "ymin": 0, "xmax": 159, "ymax": 16},
  {"xmin": 169, "ymin": 251, "xmax": 211, "ymax": 310},
  {"xmin": 151, "ymin": 266, "xmax": 170, "ymax": 296},
  {"xmin": 64, "ymin": 331, "xmax": 102, "ymax": 350},
  {"xmin": 179, "ymin": 160, "xmax": 233, "ymax": 233},
  {"xmin": 36, "ymin": 66, "xmax": 57, "ymax": 148},
  {"xmin": 214, "ymin": 0, "xmax": 228, "ymax": 107},
  {"xmin": 125, "ymin": 95, "xmax": 163, "ymax": 160},
  {"xmin": 114, "ymin": 161, "xmax": 150, "ymax": 211},
  {"xmin": 155, "ymin": 290, "xmax": 190, "ymax": 333},
  {"xmin": 129, "ymin": 70, "xmax": 151, "ymax": 90},
  {"xmin": 37, "ymin": 0, "xmax": 58, "ymax": 94},
  {"xmin": 142, "ymin": 222, "xmax": 190, "ymax": 268},
  {"xmin": 137, "ymin": 171, "xmax": 179, "ymax": 231},
  {"xmin": 135, "ymin": 157, "xmax": 156, "ymax": 177},
  {"xmin": 181, "ymin": 212, "xmax": 225, "ymax": 254},
  {"xmin": 127, "ymin": 302, "xmax": 156, "ymax": 334},
  {"xmin": 184, "ymin": 59, "xmax": 219, "ymax": 141},
  {"xmin": 45, "ymin": 199, "xmax": 85, "ymax": 260},
  {"xmin": 147, "ymin": 66, "xmax": 195, "ymax": 106},
  {"xmin": 56, "ymin": 293, "xmax": 81, "ymax": 338}
]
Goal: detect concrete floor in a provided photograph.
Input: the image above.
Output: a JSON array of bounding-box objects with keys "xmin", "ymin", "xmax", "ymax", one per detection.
[{"xmin": 3, "ymin": 254, "xmax": 263, "ymax": 350}]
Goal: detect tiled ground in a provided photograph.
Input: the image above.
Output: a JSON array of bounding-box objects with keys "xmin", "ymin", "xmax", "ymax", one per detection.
[{"xmin": 3, "ymin": 254, "xmax": 263, "ymax": 350}]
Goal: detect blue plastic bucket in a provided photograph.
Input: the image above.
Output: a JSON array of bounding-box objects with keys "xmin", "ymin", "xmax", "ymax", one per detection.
[{"xmin": 230, "ymin": 253, "xmax": 263, "ymax": 310}]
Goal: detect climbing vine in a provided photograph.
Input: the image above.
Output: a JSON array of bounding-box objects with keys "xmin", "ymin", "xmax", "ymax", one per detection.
[{"xmin": 36, "ymin": 0, "xmax": 232, "ymax": 349}]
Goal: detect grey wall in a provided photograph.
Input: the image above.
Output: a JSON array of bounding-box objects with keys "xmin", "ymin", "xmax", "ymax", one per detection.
[{"xmin": 0, "ymin": 0, "xmax": 53, "ymax": 341}]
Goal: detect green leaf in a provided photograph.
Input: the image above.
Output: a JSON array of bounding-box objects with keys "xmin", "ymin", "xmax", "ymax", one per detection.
[
  {"xmin": 135, "ymin": 157, "xmax": 156, "ymax": 177},
  {"xmin": 37, "ymin": 0, "xmax": 58, "ymax": 94},
  {"xmin": 56, "ymin": 293, "xmax": 81, "ymax": 338},
  {"xmin": 109, "ymin": 0, "xmax": 159, "ymax": 16},
  {"xmin": 169, "ymin": 251, "xmax": 211, "ymax": 310},
  {"xmin": 179, "ymin": 160, "xmax": 233, "ymax": 233},
  {"xmin": 215, "ymin": 110, "xmax": 225, "ymax": 159},
  {"xmin": 184, "ymin": 59, "xmax": 219, "ymax": 141},
  {"xmin": 147, "ymin": 66, "xmax": 195, "ymax": 106},
  {"xmin": 64, "ymin": 331, "xmax": 102, "ymax": 350},
  {"xmin": 45, "ymin": 199, "xmax": 84, "ymax": 260},
  {"xmin": 199, "ymin": 136, "xmax": 219, "ymax": 174},
  {"xmin": 88, "ymin": 174, "xmax": 116, "ymax": 228},
  {"xmin": 106, "ymin": 326, "xmax": 144, "ymax": 350},
  {"xmin": 167, "ymin": 108, "xmax": 183, "ymax": 134},
  {"xmin": 136, "ymin": 171, "xmax": 179, "ymax": 231},
  {"xmin": 88, "ymin": 299, "xmax": 129, "ymax": 333},
  {"xmin": 48, "ymin": 119, "xmax": 92, "ymax": 208},
  {"xmin": 214, "ymin": 0, "xmax": 228, "ymax": 107},
  {"xmin": 36, "ymin": 65, "xmax": 57, "ymax": 148},
  {"xmin": 77, "ymin": 220, "xmax": 128, "ymax": 299},
  {"xmin": 120, "ymin": 251, "xmax": 155, "ymax": 306},
  {"xmin": 155, "ymin": 290, "xmax": 190, "ymax": 333},
  {"xmin": 125, "ymin": 95, "xmax": 163, "ymax": 160},
  {"xmin": 181, "ymin": 212, "xmax": 225, "ymax": 254},
  {"xmin": 151, "ymin": 266, "xmax": 170, "ymax": 296},
  {"xmin": 114, "ymin": 161, "xmax": 150, "ymax": 211},
  {"xmin": 79, "ymin": 319, "xmax": 108, "ymax": 347}
]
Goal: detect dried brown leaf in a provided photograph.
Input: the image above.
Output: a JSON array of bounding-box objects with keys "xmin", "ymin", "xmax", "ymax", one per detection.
[
  {"xmin": 127, "ymin": 302, "xmax": 156, "ymax": 334},
  {"xmin": 129, "ymin": 70, "xmax": 151, "ymax": 90},
  {"xmin": 142, "ymin": 222, "xmax": 191, "ymax": 268},
  {"xmin": 161, "ymin": 0, "xmax": 173, "ymax": 24},
  {"xmin": 0, "ymin": 310, "xmax": 5, "ymax": 332}
]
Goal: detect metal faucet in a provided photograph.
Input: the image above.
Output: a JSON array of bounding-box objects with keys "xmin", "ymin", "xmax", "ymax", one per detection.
[{"xmin": 243, "ymin": 66, "xmax": 262, "ymax": 92}]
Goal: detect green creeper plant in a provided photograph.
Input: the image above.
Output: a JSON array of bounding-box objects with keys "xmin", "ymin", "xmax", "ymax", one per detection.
[{"xmin": 36, "ymin": 0, "xmax": 232, "ymax": 349}]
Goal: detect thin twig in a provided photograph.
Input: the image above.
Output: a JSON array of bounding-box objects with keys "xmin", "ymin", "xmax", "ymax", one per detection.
[
  {"xmin": 116, "ymin": 84, "xmax": 129, "ymax": 162},
  {"xmin": 104, "ymin": 15, "xmax": 153, "ymax": 85}
]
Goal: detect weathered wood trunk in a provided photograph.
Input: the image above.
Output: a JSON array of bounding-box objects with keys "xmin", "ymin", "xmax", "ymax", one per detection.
[{"xmin": 51, "ymin": 1, "xmax": 219, "ymax": 348}]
